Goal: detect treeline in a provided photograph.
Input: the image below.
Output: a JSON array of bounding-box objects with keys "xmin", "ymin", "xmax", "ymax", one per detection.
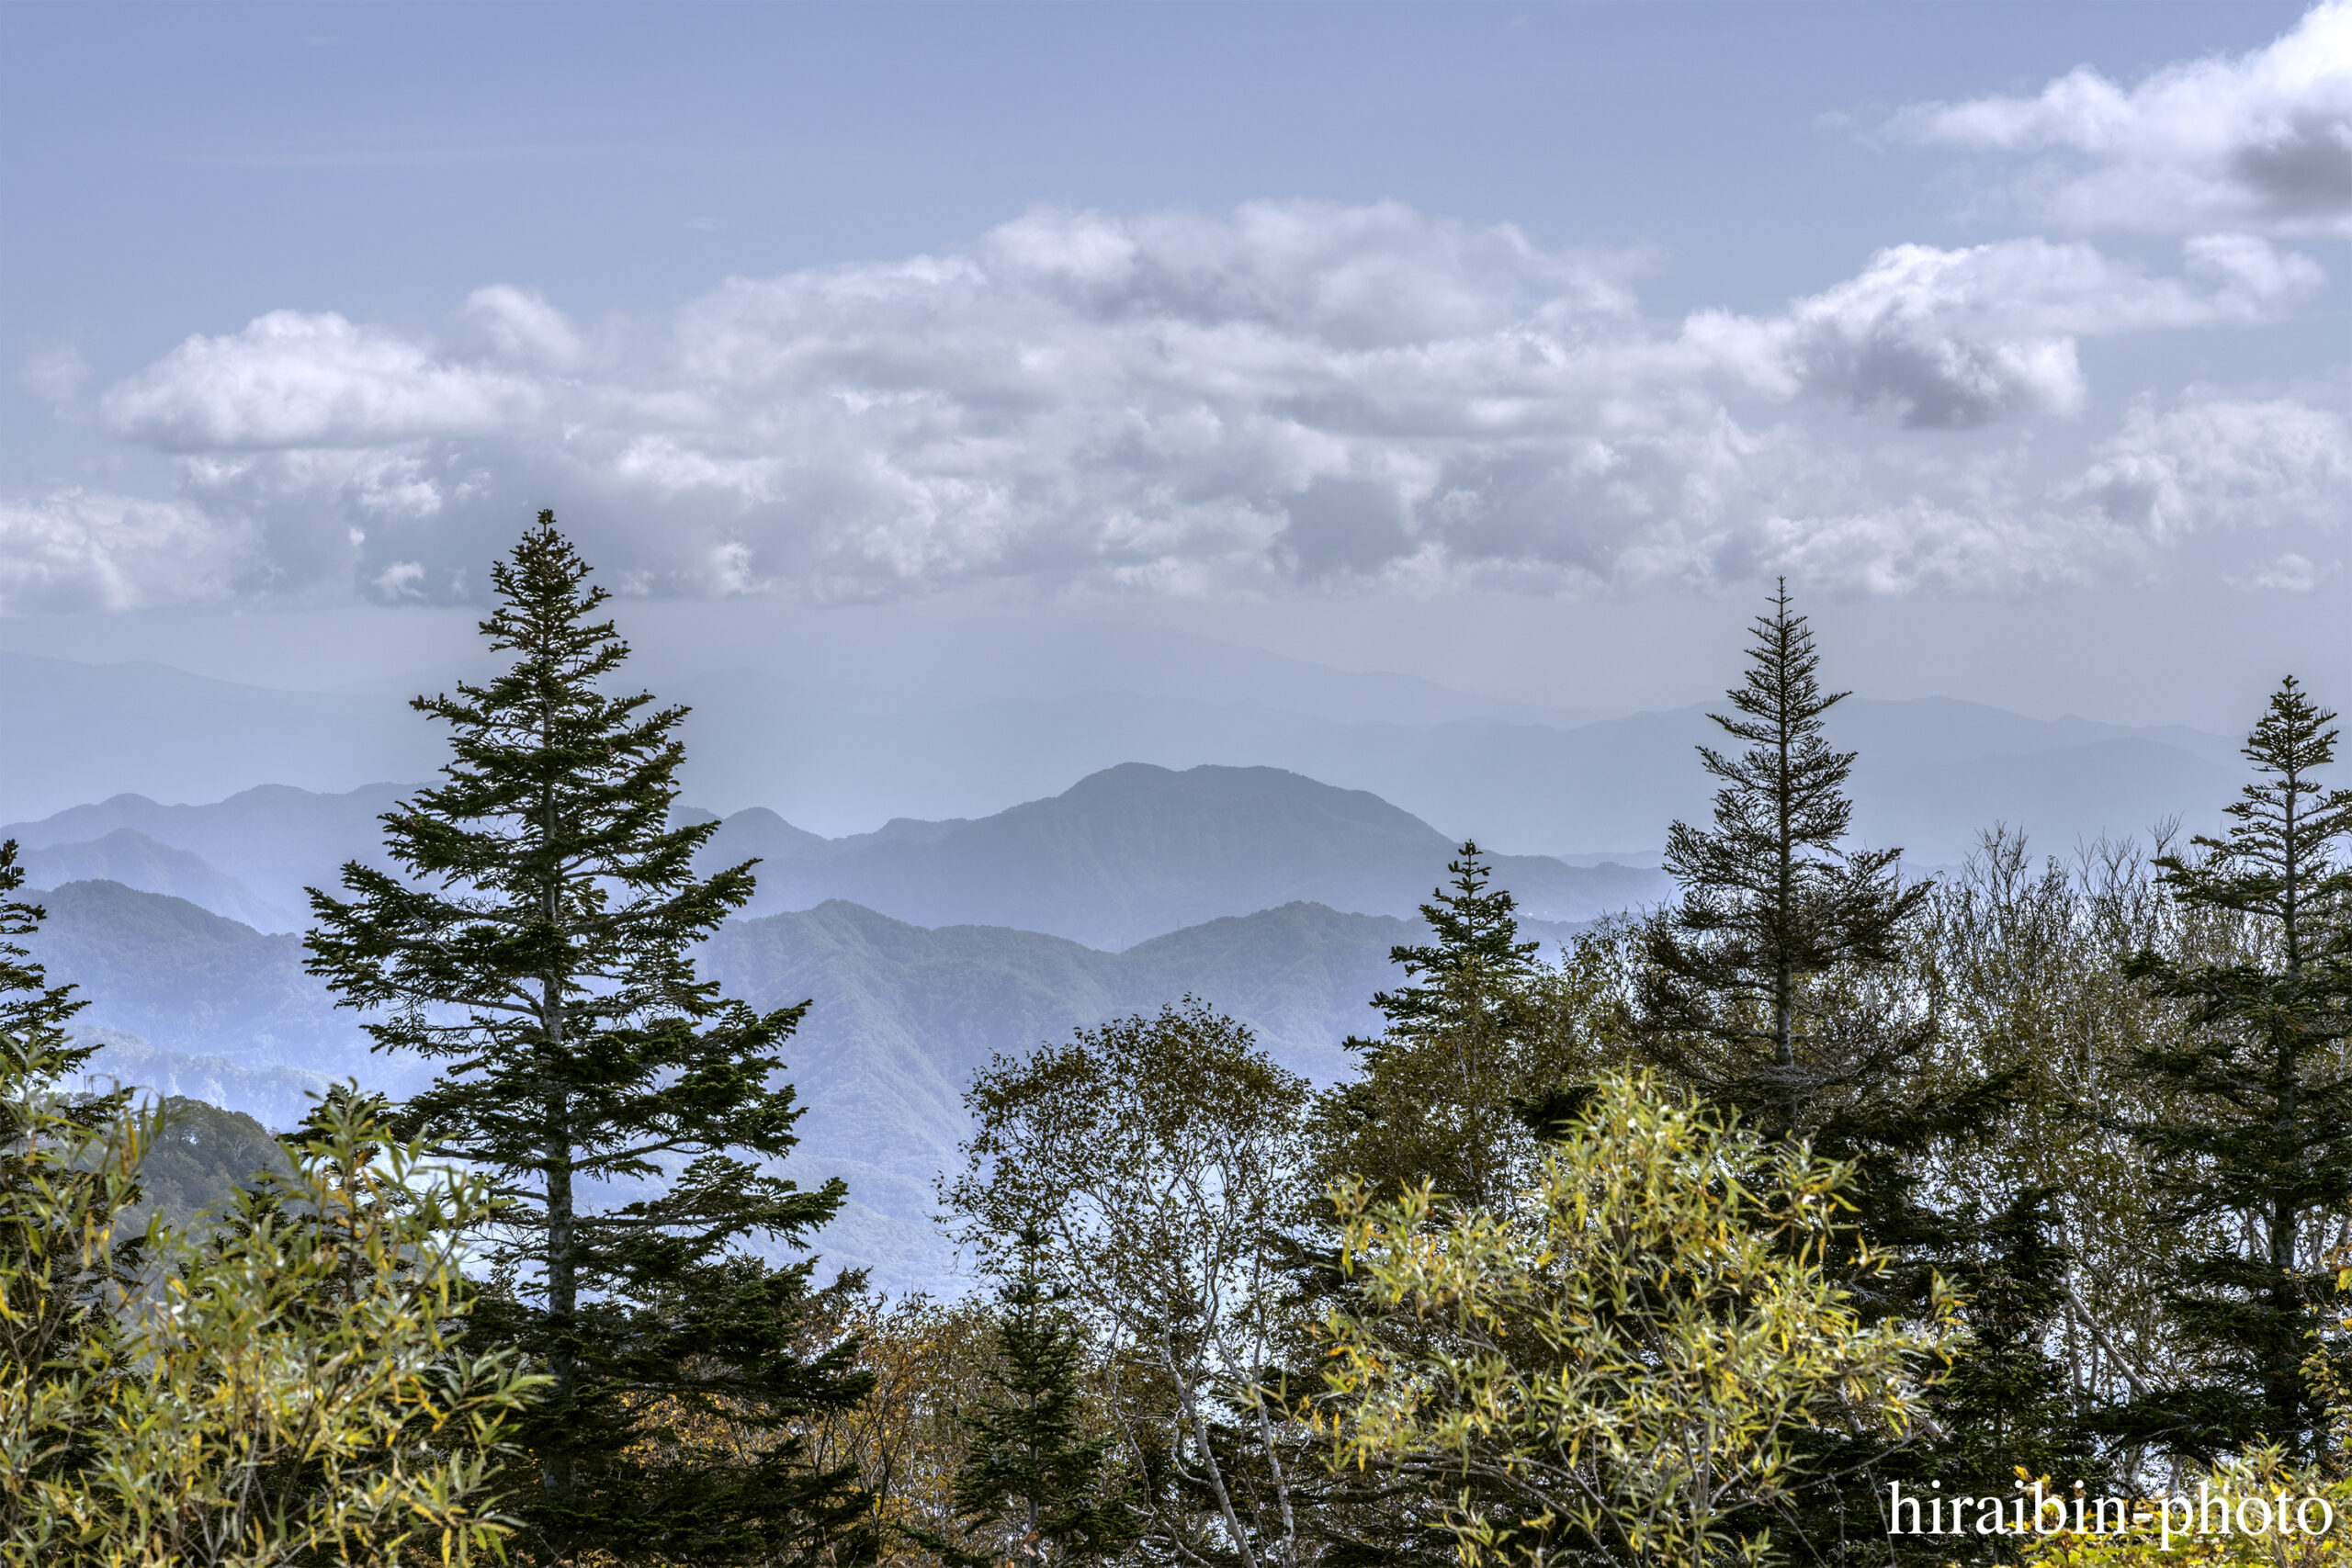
[{"xmin": 2, "ymin": 518, "xmax": 2346, "ymax": 1566}]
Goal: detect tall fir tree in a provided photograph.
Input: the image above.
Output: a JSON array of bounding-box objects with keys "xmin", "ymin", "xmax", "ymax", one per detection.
[
  {"xmin": 2113, "ymin": 676, "xmax": 2352, "ymax": 1465},
  {"xmin": 1635, "ymin": 581, "xmax": 1930, "ymax": 1141},
  {"xmin": 1632, "ymin": 585, "xmax": 2099, "ymax": 1563},
  {"xmin": 947, "ymin": 1226, "xmax": 1134, "ymax": 1568},
  {"xmin": 306, "ymin": 513, "xmax": 876, "ymax": 1566},
  {"xmin": 1307, "ymin": 843, "xmax": 1547, "ymax": 1215}
]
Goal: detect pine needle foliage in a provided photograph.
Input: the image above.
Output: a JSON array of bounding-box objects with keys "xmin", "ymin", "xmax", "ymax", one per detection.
[
  {"xmin": 948, "ymin": 1226, "xmax": 1136, "ymax": 1568},
  {"xmin": 2114, "ymin": 676, "xmax": 2352, "ymax": 1465},
  {"xmin": 1637, "ymin": 581, "xmax": 1929, "ymax": 1140},
  {"xmin": 1310, "ymin": 843, "xmax": 1549, "ymax": 1215},
  {"xmin": 0, "ymin": 839, "xmax": 142, "ymax": 1556},
  {"xmin": 305, "ymin": 513, "xmax": 873, "ymax": 1564}
]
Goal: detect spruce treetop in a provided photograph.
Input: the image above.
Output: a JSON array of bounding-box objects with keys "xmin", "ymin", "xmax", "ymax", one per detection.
[
  {"xmin": 2153, "ymin": 675, "xmax": 2352, "ymax": 973},
  {"xmin": 2111, "ymin": 674, "xmax": 2352, "ymax": 1464},
  {"xmin": 1640, "ymin": 580, "xmax": 1929, "ymax": 1139},
  {"xmin": 1372, "ymin": 840, "xmax": 1541, "ymax": 1041}
]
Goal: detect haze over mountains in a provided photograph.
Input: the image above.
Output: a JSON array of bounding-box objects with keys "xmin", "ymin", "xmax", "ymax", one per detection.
[
  {"xmin": 6, "ymin": 764, "xmax": 1661, "ymax": 947},
  {"xmin": 0, "ymin": 616, "xmax": 2267, "ymax": 1291},
  {"xmin": 4, "ymin": 627, "xmax": 2242, "ymax": 867},
  {"xmin": 19, "ymin": 875, "xmax": 1419, "ymax": 1292}
]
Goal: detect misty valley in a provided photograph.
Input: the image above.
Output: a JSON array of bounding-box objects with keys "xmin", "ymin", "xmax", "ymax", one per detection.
[{"xmin": 6, "ymin": 521, "xmax": 2346, "ymax": 1568}]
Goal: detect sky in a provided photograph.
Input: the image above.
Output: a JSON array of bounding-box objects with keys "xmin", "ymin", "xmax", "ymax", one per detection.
[{"xmin": 2, "ymin": 1, "xmax": 2346, "ymax": 729}]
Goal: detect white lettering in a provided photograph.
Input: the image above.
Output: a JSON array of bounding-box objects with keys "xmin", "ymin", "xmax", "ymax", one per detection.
[{"xmin": 2160, "ymin": 1495, "xmax": 2194, "ymax": 1551}]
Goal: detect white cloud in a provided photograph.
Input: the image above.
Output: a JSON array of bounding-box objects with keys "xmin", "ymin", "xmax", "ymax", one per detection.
[
  {"xmin": 3, "ymin": 201, "xmax": 2334, "ymax": 610},
  {"xmin": 1688, "ymin": 236, "xmax": 2319, "ymax": 427},
  {"xmin": 99, "ymin": 309, "xmax": 543, "ymax": 450},
  {"xmin": 1893, "ymin": 1, "xmax": 2352, "ymax": 235},
  {"xmin": 2228, "ymin": 550, "xmax": 2341, "ymax": 591},
  {"xmin": 0, "ymin": 490, "xmax": 256, "ymax": 613},
  {"xmin": 2068, "ymin": 391, "xmax": 2352, "ymax": 539},
  {"xmin": 371, "ymin": 559, "xmax": 429, "ymax": 601},
  {"xmin": 463, "ymin": 285, "xmax": 588, "ymax": 369}
]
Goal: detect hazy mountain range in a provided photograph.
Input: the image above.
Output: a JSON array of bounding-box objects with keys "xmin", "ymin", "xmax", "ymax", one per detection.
[
  {"xmin": 2, "ymin": 639, "xmax": 2242, "ymax": 863},
  {"xmin": 25, "ymin": 876, "xmax": 1419, "ymax": 1292},
  {"xmin": 7, "ymin": 763, "xmax": 1659, "ymax": 948},
  {"xmin": 12, "ymin": 761, "xmax": 1666, "ymax": 1289},
  {"xmin": 1, "ymin": 623, "xmax": 2267, "ymax": 1292}
]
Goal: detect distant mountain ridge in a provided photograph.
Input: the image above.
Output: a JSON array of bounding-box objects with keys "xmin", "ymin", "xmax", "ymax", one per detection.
[
  {"xmin": 695, "ymin": 762, "xmax": 1663, "ymax": 947},
  {"xmin": 19, "ymin": 829, "xmax": 298, "ymax": 931},
  {"xmin": 17, "ymin": 879, "xmax": 379, "ymax": 1074},
  {"xmin": 4, "ymin": 650, "xmax": 2241, "ymax": 863},
  {"xmin": 6, "ymin": 784, "xmax": 408, "ymax": 928},
  {"xmin": 6, "ymin": 765, "xmax": 1666, "ymax": 947}
]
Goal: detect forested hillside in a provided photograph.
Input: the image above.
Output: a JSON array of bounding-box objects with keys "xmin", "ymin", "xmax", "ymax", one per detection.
[{"xmin": 20, "ymin": 874, "xmax": 1429, "ymax": 1288}]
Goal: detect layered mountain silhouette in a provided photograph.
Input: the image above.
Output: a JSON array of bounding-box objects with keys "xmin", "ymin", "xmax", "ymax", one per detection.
[
  {"xmin": 19, "ymin": 829, "xmax": 299, "ymax": 931},
  {"xmin": 5, "ymin": 649, "xmax": 2240, "ymax": 863},
  {"xmin": 3, "ymin": 639, "xmax": 2262, "ymax": 1291},
  {"xmin": 19, "ymin": 877, "xmax": 1419, "ymax": 1292},
  {"xmin": 6, "ymin": 765, "xmax": 1663, "ymax": 945},
  {"xmin": 6, "ymin": 784, "xmax": 408, "ymax": 927},
  {"xmin": 693, "ymin": 763, "xmax": 1661, "ymax": 947}
]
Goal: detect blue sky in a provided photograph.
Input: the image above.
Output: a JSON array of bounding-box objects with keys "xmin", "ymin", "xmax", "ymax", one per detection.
[{"xmin": 2, "ymin": 1, "xmax": 2345, "ymax": 726}]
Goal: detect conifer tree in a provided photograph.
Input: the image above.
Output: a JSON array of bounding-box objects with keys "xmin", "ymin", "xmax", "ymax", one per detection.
[
  {"xmin": 949, "ymin": 1226, "xmax": 1134, "ymax": 1568},
  {"xmin": 1632, "ymin": 586, "xmax": 2098, "ymax": 1561},
  {"xmin": 0, "ymin": 839, "xmax": 141, "ymax": 1549},
  {"xmin": 2115, "ymin": 676, "xmax": 2352, "ymax": 1464},
  {"xmin": 1287, "ymin": 848, "xmax": 1596, "ymax": 1568},
  {"xmin": 1308, "ymin": 843, "xmax": 1549, "ymax": 1214},
  {"xmin": 306, "ymin": 513, "xmax": 875, "ymax": 1565},
  {"xmin": 1634, "ymin": 581, "xmax": 1930, "ymax": 1141}
]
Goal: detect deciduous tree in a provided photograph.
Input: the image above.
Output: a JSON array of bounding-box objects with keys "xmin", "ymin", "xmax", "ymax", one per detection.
[
  {"xmin": 1317, "ymin": 1071, "xmax": 1962, "ymax": 1568},
  {"xmin": 946, "ymin": 1000, "xmax": 1311, "ymax": 1568}
]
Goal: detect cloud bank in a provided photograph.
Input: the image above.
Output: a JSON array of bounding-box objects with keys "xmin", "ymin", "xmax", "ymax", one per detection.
[
  {"xmin": 1893, "ymin": 0, "xmax": 2352, "ymax": 235},
  {"xmin": 3, "ymin": 201, "xmax": 2340, "ymax": 612}
]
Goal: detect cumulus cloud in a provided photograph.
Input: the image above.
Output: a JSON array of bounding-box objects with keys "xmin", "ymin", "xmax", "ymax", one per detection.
[
  {"xmin": 0, "ymin": 490, "xmax": 257, "ymax": 611},
  {"xmin": 1893, "ymin": 1, "xmax": 2352, "ymax": 234},
  {"xmin": 0, "ymin": 201, "xmax": 2335, "ymax": 611},
  {"xmin": 1689, "ymin": 235, "xmax": 2320, "ymax": 426},
  {"xmin": 2068, "ymin": 390, "xmax": 2352, "ymax": 539},
  {"xmin": 100, "ymin": 309, "xmax": 543, "ymax": 450}
]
